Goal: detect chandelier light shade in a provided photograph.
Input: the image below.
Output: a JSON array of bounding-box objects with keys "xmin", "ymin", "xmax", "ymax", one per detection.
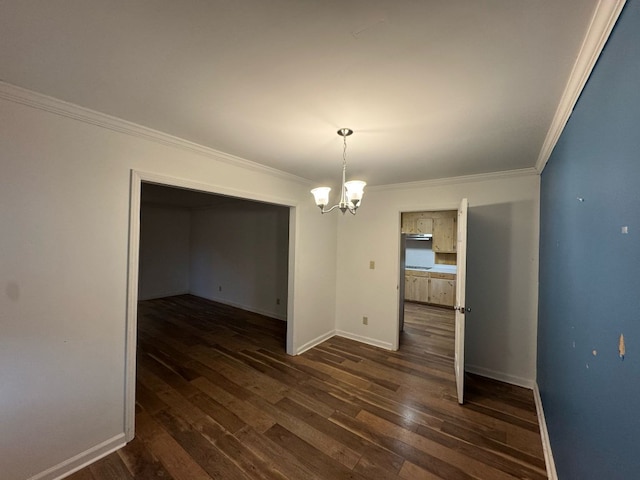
[{"xmin": 311, "ymin": 128, "xmax": 366, "ymax": 215}]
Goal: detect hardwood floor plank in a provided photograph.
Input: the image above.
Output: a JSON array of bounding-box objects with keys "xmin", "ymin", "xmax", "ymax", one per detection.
[
  {"xmin": 88, "ymin": 454, "xmax": 134, "ymax": 480},
  {"xmin": 236, "ymin": 426, "xmax": 326, "ymax": 480},
  {"xmin": 263, "ymin": 423, "xmax": 368, "ymax": 480},
  {"xmin": 277, "ymin": 395, "xmax": 396, "ymax": 461},
  {"xmin": 190, "ymin": 376, "xmax": 277, "ymax": 433},
  {"xmin": 189, "ymin": 392, "xmax": 247, "ymax": 435},
  {"xmin": 137, "ymin": 351, "xmax": 201, "ymax": 399},
  {"xmin": 328, "ymin": 408, "xmax": 477, "ymax": 479},
  {"xmin": 398, "ymin": 460, "xmax": 446, "ymax": 480},
  {"xmin": 314, "ymin": 344, "xmax": 364, "ymax": 364},
  {"xmin": 280, "ymin": 386, "xmax": 336, "ymax": 419},
  {"xmin": 134, "ymin": 410, "xmax": 212, "ymax": 480},
  {"xmin": 352, "ymin": 454, "xmax": 402, "ymax": 480},
  {"xmin": 246, "ymin": 393, "xmax": 363, "ymax": 469},
  {"xmin": 69, "ymin": 295, "xmax": 547, "ymax": 480},
  {"xmin": 437, "ymin": 422, "xmax": 547, "ymax": 473},
  {"xmin": 190, "ymin": 348, "xmax": 288, "ymax": 404},
  {"xmin": 65, "ymin": 468, "xmax": 97, "ymax": 480},
  {"xmin": 301, "ymin": 376, "xmax": 377, "ymax": 418},
  {"xmin": 135, "ymin": 381, "xmax": 169, "ymax": 415},
  {"xmin": 116, "ymin": 436, "xmax": 175, "ymax": 479},
  {"xmin": 355, "ymin": 409, "xmax": 516, "ymax": 480},
  {"xmin": 139, "ymin": 369, "xmax": 228, "ymax": 444},
  {"xmin": 211, "ymin": 427, "xmax": 289, "ymax": 480},
  {"xmin": 152, "ymin": 409, "xmax": 252, "ymax": 480}
]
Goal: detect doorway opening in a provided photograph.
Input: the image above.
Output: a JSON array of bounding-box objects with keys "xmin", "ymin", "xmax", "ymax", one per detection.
[
  {"xmin": 124, "ymin": 170, "xmax": 297, "ymax": 440},
  {"xmin": 399, "ymin": 209, "xmax": 458, "ymax": 340},
  {"xmin": 398, "ymin": 200, "xmax": 468, "ymax": 404}
]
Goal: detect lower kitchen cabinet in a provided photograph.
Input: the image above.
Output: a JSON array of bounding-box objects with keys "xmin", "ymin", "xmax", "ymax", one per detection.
[
  {"xmin": 405, "ymin": 270, "xmax": 456, "ymax": 307},
  {"xmin": 405, "ymin": 270, "xmax": 429, "ymax": 303},
  {"xmin": 428, "ymin": 274, "xmax": 456, "ymax": 307}
]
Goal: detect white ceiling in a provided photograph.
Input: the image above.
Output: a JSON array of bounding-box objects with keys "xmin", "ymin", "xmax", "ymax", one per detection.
[{"xmin": 1, "ymin": 1, "xmax": 605, "ymax": 187}]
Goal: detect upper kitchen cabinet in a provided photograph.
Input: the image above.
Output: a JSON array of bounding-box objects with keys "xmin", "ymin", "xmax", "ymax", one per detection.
[
  {"xmin": 401, "ymin": 212, "xmax": 433, "ymax": 234},
  {"xmin": 432, "ymin": 216, "xmax": 457, "ymax": 253},
  {"xmin": 402, "ymin": 209, "xmax": 457, "ymax": 252}
]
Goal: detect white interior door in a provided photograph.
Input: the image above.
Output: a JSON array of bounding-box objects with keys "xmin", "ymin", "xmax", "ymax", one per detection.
[
  {"xmin": 455, "ymin": 198, "xmax": 468, "ymax": 404},
  {"xmin": 398, "ymin": 234, "xmax": 406, "ymax": 333}
]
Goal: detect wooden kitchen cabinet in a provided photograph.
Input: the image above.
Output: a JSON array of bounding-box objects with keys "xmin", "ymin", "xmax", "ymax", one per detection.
[
  {"xmin": 432, "ymin": 216, "xmax": 457, "ymax": 253},
  {"xmin": 403, "ymin": 211, "xmax": 456, "ymax": 252},
  {"xmin": 401, "ymin": 212, "xmax": 433, "ymax": 234},
  {"xmin": 401, "ymin": 213, "xmax": 413, "ymax": 233},
  {"xmin": 416, "ymin": 217, "xmax": 433, "ymax": 235},
  {"xmin": 404, "ymin": 270, "xmax": 429, "ymax": 302},
  {"xmin": 428, "ymin": 273, "xmax": 456, "ymax": 307},
  {"xmin": 405, "ymin": 270, "xmax": 455, "ymax": 307}
]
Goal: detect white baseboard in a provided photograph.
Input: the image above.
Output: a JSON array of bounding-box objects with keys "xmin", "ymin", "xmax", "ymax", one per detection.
[
  {"xmin": 335, "ymin": 330, "xmax": 394, "ymax": 351},
  {"xmin": 465, "ymin": 364, "xmax": 534, "ymax": 389},
  {"xmin": 533, "ymin": 383, "xmax": 558, "ymax": 480},
  {"xmin": 296, "ymin": 330, "xmax": 336, "ymax": 355},
  {"xmin": 29, "ymin": 434, "xmax": 126, "ymax": 480},
  {"xmin": 138, "ymin": 289, "xmax": 189, "ymax": 301},
  {"xmin": 190, "ymin": 292, "xmax": 287, "ymax": 321},
  {"xmin": 296, "ymin": 330, "xmax": 394, "ymax": 356}
]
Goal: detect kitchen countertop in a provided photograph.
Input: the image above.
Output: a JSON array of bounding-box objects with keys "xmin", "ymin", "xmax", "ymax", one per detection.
[{"xmin": 406, "ymin": 265, "xmax": 457, "ymax": 274}]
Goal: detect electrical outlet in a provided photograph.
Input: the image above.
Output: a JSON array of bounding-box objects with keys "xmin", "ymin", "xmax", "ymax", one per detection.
[
  {"xmin": 362, "ymin": 316, "xmax": 368, "ymax": 325},
  {"xmin": 218, "ymin": 286, "xmax": 222, "ymax": 292},
  {"xmin": 369, "ymin": 260, "xmax": 375, "ymax": 269},
  {"xmin": 276, "ymin": 298, "xmax": 280, "ymax": 305}
]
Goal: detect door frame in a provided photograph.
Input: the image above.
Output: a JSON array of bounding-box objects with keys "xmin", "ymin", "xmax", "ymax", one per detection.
[
  {"xmin": 125, "ymin": 169, "xmax": 298, "ymax": 441},
  {"xmin": 395, "ymin": 201, "xmax": 460, "ymax": 351}
]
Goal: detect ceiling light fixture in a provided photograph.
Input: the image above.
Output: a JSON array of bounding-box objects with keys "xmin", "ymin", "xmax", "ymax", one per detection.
[{"xmin": 311, "ymin": 128, "xmax": 366, "ymax": 215}]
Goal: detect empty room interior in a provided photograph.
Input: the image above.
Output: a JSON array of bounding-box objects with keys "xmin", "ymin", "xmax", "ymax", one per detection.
[{"xmin": 1, "ymin": 1, "xmax": 639, "ymax": 479}]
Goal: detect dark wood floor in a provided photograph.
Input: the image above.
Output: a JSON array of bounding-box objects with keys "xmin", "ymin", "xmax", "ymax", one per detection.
[{"xmin": 67, "ymin": 295, "xmax": 546, "ymax": 480}]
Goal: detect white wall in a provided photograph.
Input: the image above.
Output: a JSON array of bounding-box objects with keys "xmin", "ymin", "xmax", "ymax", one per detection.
[
  {"xmin": 0, "ymin": 86, "xmax": 338, "ymax": 480},
  {"xmin": 335, "ymin": 172, "xmax": 540, "ymax": 386},
  {"xmin": 138, "ymin": 204, "xmax": 191, "ymax": 300},
  {"xmin": 190, "ymin": 201, "xmax": 289, "ymax": 320}
]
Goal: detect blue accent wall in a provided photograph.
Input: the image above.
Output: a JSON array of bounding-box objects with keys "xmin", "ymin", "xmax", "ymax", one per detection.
[{"xmin": 538, "ymin": 2, "xmax": 640, "ymax": 478}]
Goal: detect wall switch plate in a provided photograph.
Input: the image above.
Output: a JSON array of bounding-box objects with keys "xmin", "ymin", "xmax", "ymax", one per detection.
[
  {"xmin": 363, "ymin": 316, "xmax": 368, "ymax": 325},
  {"xmin": 276, "ymin": 298, "xmax": 280, "ymax": 305}
]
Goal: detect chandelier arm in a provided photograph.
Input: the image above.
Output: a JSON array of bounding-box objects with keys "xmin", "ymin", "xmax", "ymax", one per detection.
[{"xmin": 320, "ymin": 204, "xmax": 341, "ymax": 214}]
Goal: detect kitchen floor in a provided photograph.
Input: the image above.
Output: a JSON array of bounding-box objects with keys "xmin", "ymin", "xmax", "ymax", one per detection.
[{"xmin": 401, "ymin": 302, "xmax": 455, "ymax": 358}]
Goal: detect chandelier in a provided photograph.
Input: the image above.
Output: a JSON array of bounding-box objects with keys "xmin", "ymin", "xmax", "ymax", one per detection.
[{"xmin": 311, "ymin": 128, "xmax": 366, "ymax": 215}]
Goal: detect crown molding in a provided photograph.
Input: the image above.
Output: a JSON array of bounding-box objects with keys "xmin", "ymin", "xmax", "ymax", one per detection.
[
  {"xmin": 0, "ymin": 81, "xmax": 311, "ymax": 186},
  {"xmin": 369, "ymin": 167, "xmax": 539, "ymax": 192},
  {"xmin": 535, "ymin": 0, "xmax": 627, "ymax": 174}
]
